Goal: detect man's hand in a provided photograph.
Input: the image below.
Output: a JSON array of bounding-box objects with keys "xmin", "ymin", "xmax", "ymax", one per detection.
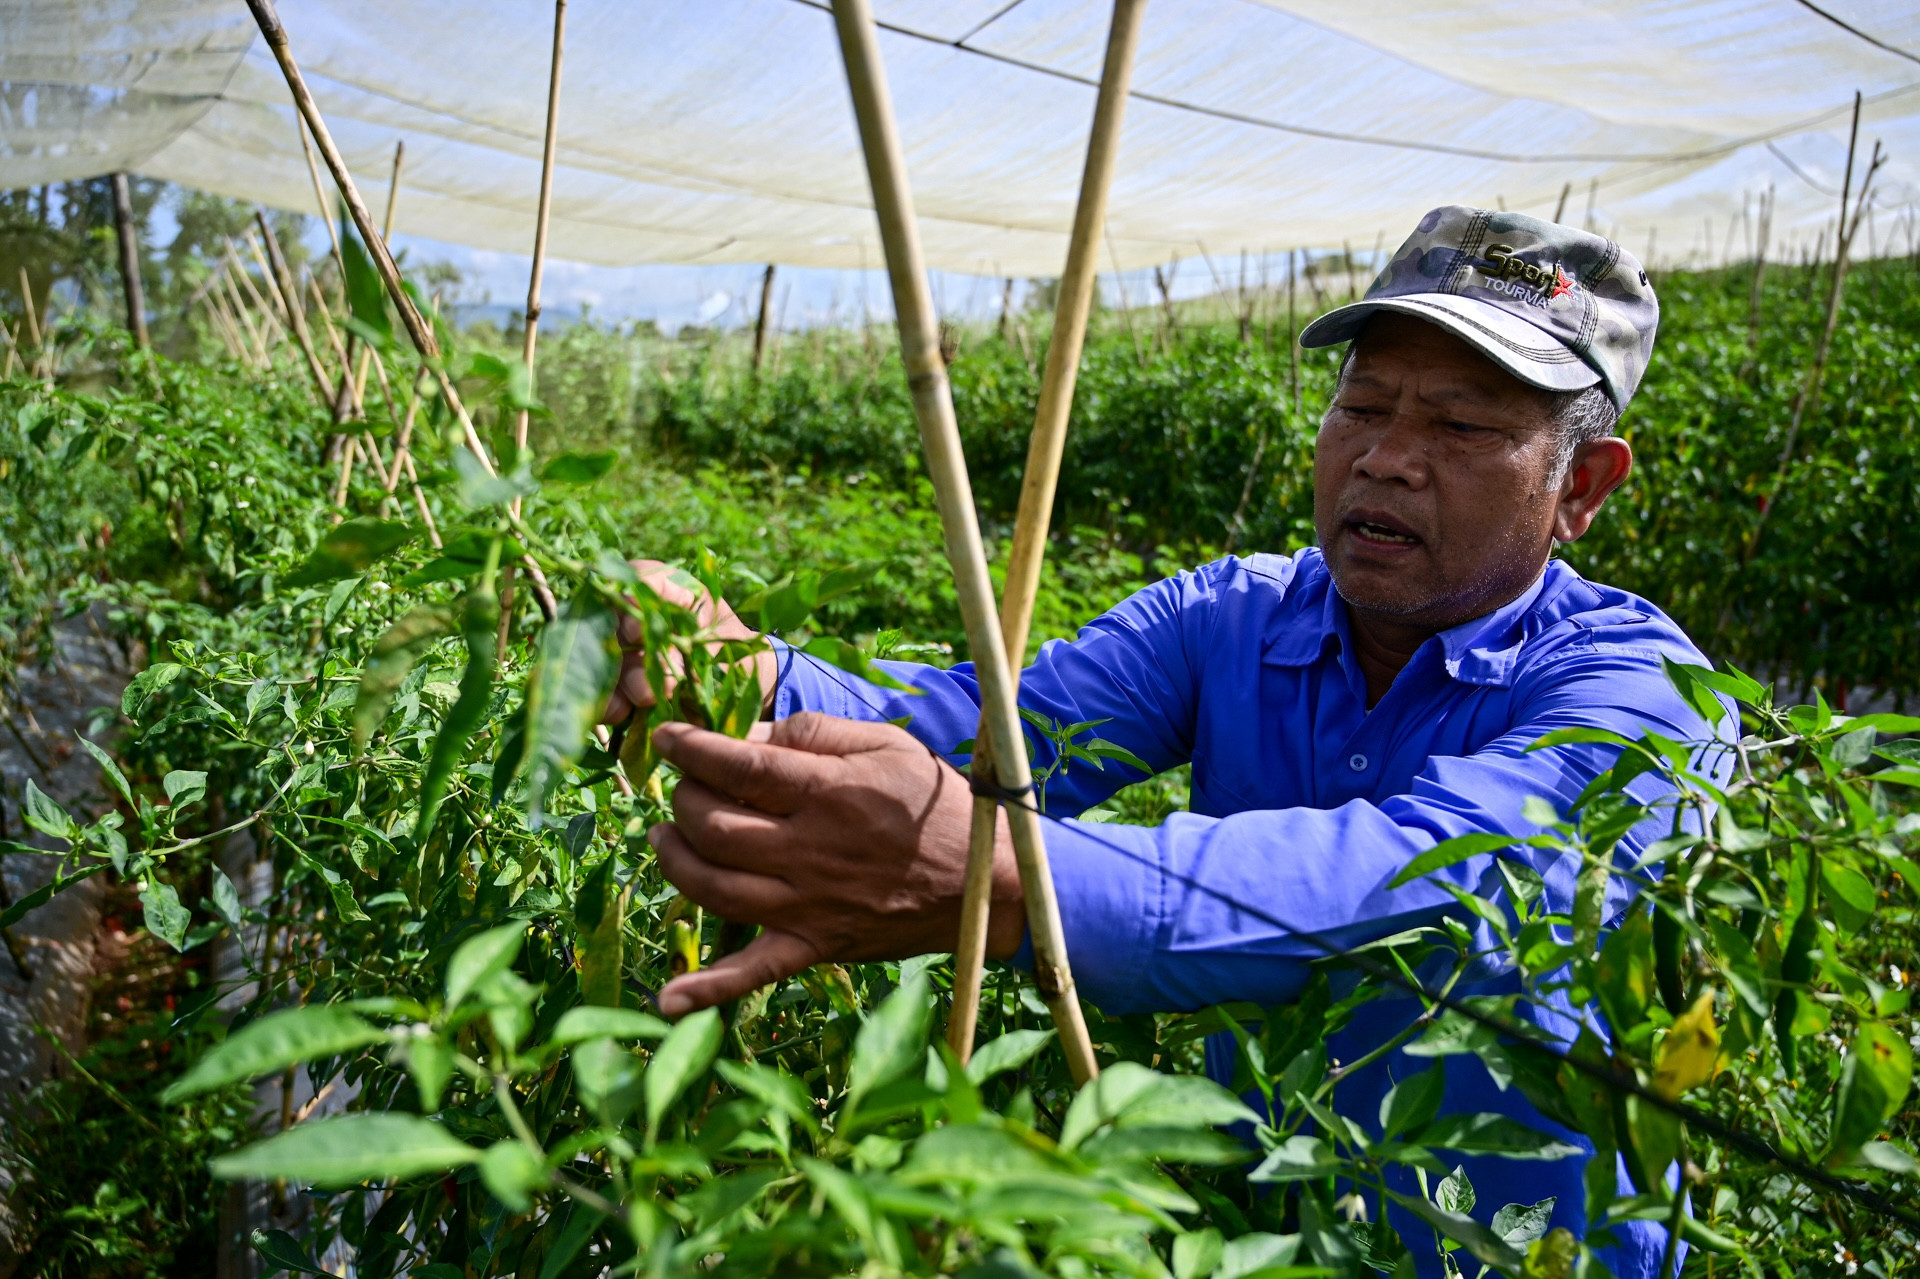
[
  {"xmin": 648, "ymin": 712, "xmax": 1027, "ymax": 1017},
  {"xmin": 603, "ymin": 559, "xmax": 777, "ymax": 725}
]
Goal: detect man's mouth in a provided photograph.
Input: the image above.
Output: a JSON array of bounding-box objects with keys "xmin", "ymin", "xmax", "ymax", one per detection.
[{"xmin": 1344, "ymin": 514, "xmax": 1422, "ymax": 547}]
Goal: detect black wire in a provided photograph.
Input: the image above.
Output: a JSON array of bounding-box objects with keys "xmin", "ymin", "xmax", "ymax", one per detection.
[
  {"xmin": 1791, "ymin": 0, "xmax": 1920, "ymax": 67},
  {"xmin": 778, "ymin": 648, "xmax": 1920, "ymax": 1233},
  {"xmin": 788, "ymin": 0, "xmax": 1920, "ymax": 167}
]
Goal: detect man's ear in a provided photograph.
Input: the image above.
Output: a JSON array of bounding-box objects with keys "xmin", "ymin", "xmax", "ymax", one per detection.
[{"xmin": 1553, "ymin": 437, "xmax": 1633, "ymax": 543}]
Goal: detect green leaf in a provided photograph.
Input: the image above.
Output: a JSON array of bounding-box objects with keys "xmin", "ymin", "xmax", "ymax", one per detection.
[
  {"xmin": 452, "ymin": 447, "xmax": 537, "ymax": 509},
  {"xmin": 1387, "ymin": 1187, "xmax": 1526, "ymax": 1272},
  {"xmin": 163, "ymin": 769, "xmax": 208, "ymax": 812},
  {"xmin": 645, "ymin": 1008, "xmax": 724, "ymax": 1141},
  {"xmin": 77, "ymin": 737, "xmax": 133, "ymax": 808},
  {"xmin": 1248, "ymin": 1134, "xmax": 1345, "ymax": 1182},
  {"xmin": 210, "ymin": 1113, "xmax": 478, "ymax": 1186},
  {"xmin": 21, "ymin": 778, "xmax": 74, "ymax": 840},
  {"xmin": 847, "ymin": 970, "xmax": 933, "ymax": 1110},
  {"xmin": 571, "ymin": 1037, "xmax": 644, "ymax": 1126},
  {"xmin": 353, "ymin": 605, "xmax": 454, "ymax": 752},
  {"xmin": 520, "ymin": 595, "xmax": 620, "ymax": 825},
  {"xmin": 539, "ymin": 449, "xmax": 618, "ymax": 485},
  {"xmin": 1416, "ymin": 1112, "xmax": 1583, "ymax": 1159},
  {"xmin": 1830, "ymin": 1022, "xmax": 1913, "ymax": 1158},
  {"xmin": 445, "ymin": 923, "xmax": 525, "ymax": 1009},
  {"xmin": 1706, "ymin": 915, "xmax": 1768, "ymax": 1017},
  {"xmin": 965, "ymin": 1027, "xmax": 1053, "ymax": 1085},
  {"xmin": 1173, "ymin": 1228, "xmax": 1224, "ymax": 1279},
  {"xmin": 1059, "ymin": 1060, "xmax": 1257, "ymax": 1151},
  {"xmin": 400, "ymin": 530, "xmax": 523, "ymax": 587},
  {"xmin": 1490, "ymin": 1197, "xmax": 1556, "ymax": 1246},
  {"xmin": 210, "ymin": 867, "xmax": 245, "ymax": 931},
  {"xmin": 1379, "ymin": 1064, "xmax": 1445, "ymax": 1140},
  {"xmin": 0, "ymin": 863, "xmax": 106, "ymax": 929},
  {"xmin": 1388, "ymin": 832, "xmax": 1530, "ymax": 889},
  {"xmin": 338, "ymin": 216, "xmax": 393, "ymax": 345},
  {"xmin": 479, "ymin": 1139, "xmax": 548, "ymax": 1212},
  {"xmin": 551, "ymin": 1006, "xmax": 669, "ymax": 1045},
  {"xmin": 1820, "ymin": 859, "xmax": 1877, "ymax": 933},
  {"xmin": 285, "ymin": 518, "xmax": 416, "ymax": 587},
  {"xmin": 404, "ymin": 1035, "xmax": 453, "ymax": 1112},
  {"xmin": 416, "ymin": 585, "xmax": 498, "ymax": 843},
  {"xmin": 1434, "ymin": 1164, "xmax": 1474, "ymax": 1215},
  {"xmin": 249, "ymin": 1226, "xmax": 332, "ymax": 1276},
  {"xmin": 164, "ymin": 1004, "xmax": 388, "ymax": 1102},
  {"xmin": 140, "ymin": 879, "xmax": 191, "ymax": 951}
]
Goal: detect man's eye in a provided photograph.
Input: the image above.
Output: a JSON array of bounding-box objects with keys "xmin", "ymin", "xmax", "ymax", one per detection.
[{"xmin": 1442, "ymin": 420, "xmax": 1490, "ymax": 435}]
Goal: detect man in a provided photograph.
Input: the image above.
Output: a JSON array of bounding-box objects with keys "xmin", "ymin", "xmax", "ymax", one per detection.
[{"xmin": 609, "ymin": 207, "xmax": 1703, "ymax": 1275}]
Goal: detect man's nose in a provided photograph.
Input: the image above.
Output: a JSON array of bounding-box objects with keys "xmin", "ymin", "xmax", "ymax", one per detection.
[{"xmin": 1352, "ymin": 414, "xmax": 1430, "ymax": 487}]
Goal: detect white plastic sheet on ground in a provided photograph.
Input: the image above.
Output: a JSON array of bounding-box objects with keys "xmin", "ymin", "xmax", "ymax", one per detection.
[{"xmin": 2, "ymin": 0, "xmax": 1918, "ymax": 275}]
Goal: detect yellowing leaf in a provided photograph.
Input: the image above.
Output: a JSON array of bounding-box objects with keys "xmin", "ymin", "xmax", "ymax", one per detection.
[{"xmin": 1653, "ymin": 992, "xmax": 1720, "ymax": 1099}]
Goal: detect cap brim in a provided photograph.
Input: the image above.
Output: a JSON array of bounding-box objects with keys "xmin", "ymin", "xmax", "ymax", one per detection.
[{"xmin": 1298, "ymin": 293, "xmax": 1601, "ymax": 395}]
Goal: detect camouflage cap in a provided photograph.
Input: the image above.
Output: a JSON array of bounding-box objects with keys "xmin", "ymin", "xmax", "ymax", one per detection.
[{"xmin": 1298, "ymin": 205, "xmax": 1658, "ymax": 410}]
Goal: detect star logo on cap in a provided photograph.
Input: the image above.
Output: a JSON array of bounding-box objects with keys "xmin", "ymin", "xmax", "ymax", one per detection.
[{"xmin": 1550, "ymin": 266, "xmax": 1574, "ymax": 299}]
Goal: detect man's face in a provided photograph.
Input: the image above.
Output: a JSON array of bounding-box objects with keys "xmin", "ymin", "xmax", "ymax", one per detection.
[{"xmin": 1313, "ymin": 313, "xmax": 1570, "ymax": 631}]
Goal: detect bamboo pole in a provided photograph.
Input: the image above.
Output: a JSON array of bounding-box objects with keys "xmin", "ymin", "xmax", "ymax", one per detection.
[
  {"xmin": 826, "ymin": 0, "xmax": 1101, "ymax": 1085},
  {"xmin": 254, "ymin": 211, "xmax": 336, "ymax": 405},
  {"xmin": 220, "ymin": 269, "xmax": 270, "ymax": 367},
  {"xmin": 111, "ymin": 173, "xmax": 150, "ymax": 348},
  {"xmin": 497, "ymin": 0, "xmax": 570, "ymax": 650},
  {"xmin": 17, "ymin": 268, "xmax": 44, "ymax": 377},
  {"xmin": 946, "ymin": 0, "xmax": 1145, "ymax": 1068},
  {"xmin": 225, "ymin": 241, "xmax": 286, "ymax": 344},
  {"xmin": 241, "ymin": 0, "xmax": 499, "ymax": 478}
]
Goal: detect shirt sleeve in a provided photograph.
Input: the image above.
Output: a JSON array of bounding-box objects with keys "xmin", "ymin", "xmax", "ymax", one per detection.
[
  {"xmin": 770, "ymin": 559, "xmax": 1251, "ymax": 808},
  {"xmin": 1035, "ymin": 641, "xmax": 1722, "ymax": 1014}
]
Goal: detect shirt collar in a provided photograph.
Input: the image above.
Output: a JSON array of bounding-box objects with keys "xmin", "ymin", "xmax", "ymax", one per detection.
[{"xmin": 1262, "ymin": 551, "xmax": 1566, "ymax": 689}]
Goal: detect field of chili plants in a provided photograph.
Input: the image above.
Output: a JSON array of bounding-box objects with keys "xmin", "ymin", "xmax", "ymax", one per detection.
[{"xmin": 0, "ymin": 233, "xmax": 1917, "ymax": 1279}]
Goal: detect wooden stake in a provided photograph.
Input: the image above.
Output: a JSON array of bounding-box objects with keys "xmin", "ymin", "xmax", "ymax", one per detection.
[
  {"xmin": 937, "ymin": 0, "xmax": 1144, "ymax": 1074},
  {"xmin": 830, "ymin": 0, "xmax": 1102, "ymax": 1082},
  {"xmin": 255, "ymin": 211, "xmax": 336, "ymax": 405},
  {"xmin": 1552, "ymin": 180, "xmax": 1572, "ymax": 225},
  {"xmin": 751, "ymin": 263, "xmax": 777, "ymax": 376},
  {"xmin": 515, "ymin": 0, "xmax": 567, "ymax": 462},
  {"xmin": 1744, "ymin": 93, "xmax": 1881, "ymax": 566},
  {"xmin": 110, "ymin": 173, "xmax": 149, "ymax": 347},
  {"xmin": 242, "ymin": 0, "xmax": 498, "ymax": 477},
  {"xmin": 498, "ymin": 0, "xmax": 570, "ymax": 641}
]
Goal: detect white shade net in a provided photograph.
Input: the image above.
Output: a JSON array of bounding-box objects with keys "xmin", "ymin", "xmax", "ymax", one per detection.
[{"xmin": 3, "ymin": 0, "xmax": 1918, "ymax": 275}]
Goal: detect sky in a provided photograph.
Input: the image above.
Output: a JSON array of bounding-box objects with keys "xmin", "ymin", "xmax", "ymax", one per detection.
[{"xmin": 379, "ymin": 230, "xmax": 1260, "ymax": 334}]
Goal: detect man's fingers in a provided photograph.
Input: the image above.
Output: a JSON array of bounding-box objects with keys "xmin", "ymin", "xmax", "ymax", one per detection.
[
  {"xmin": 651, "ymin": 821, "xmax": 800, "ymax": 921},
  {"xmin": 668, "ymin": 779, "xmax": 790, "ymax": 869},
  {"xmin": 656, "ymin": 928, "xmax": 819, "ymax": 1018},
  {"xmin": 768, "ymin": 710, "xmax": 918, "ymax": 758},
  {"xmin": 653, "ymin": 721, "xmax": 827, "ymax": 813}
]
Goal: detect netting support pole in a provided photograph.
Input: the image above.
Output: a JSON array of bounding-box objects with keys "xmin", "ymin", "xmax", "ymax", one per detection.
[
  {"xmin": 243, "ymin": 0, "xmax": 499, "ymax": 479},
  {"xmin": 828, "ymin": 0, "xmax": 1099, "ymax": 1086},
  {"xmin": 948, "ymin": 0, "xmax": 1147, "ymax": 1066},
  {"xmin": 111, "ymin": 173, "xmax": 149, "ymax": 348}
]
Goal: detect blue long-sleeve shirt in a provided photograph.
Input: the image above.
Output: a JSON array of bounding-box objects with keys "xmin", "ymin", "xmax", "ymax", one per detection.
[{"xmin": 773, "ymin": 549, "xmax": 1713, "ymax": 1276}]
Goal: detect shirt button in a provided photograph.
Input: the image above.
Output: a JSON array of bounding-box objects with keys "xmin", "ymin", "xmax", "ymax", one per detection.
[{"xmin": 1349, "ymin": 753, "xmax": 1369, "ymax": 772}]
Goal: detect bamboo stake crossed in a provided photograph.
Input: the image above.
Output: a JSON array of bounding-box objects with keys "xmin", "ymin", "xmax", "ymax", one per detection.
[
  {"xmin": 829, "ymin": 0, "xmax": 1112, "ymax": 1085},
  {"xmin": 947, "ymin": 0, "xmax": 1146, "ymax": 1066},
  {"xmin": 243, "ymin": 0, "xmax": 497, "ymax": 479}
]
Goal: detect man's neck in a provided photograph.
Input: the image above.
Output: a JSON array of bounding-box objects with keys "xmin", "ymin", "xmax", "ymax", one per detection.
[{"xmin": 1345, "ymin": 607, "xmax": 1439, "ymax": 709}]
